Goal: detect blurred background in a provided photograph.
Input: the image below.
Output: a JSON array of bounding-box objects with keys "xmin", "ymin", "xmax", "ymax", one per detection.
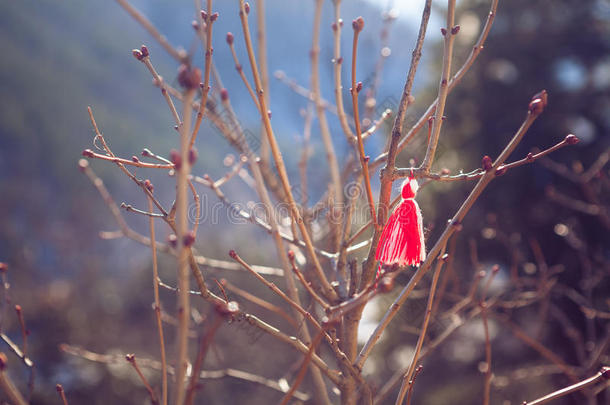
[{"xmin": 0, "ymin": 0, "xmax": 608, "ymax": 403}]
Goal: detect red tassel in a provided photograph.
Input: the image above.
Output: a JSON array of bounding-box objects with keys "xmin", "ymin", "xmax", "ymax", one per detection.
[{"xmin": 376, "ymin": 177, "xmax": 425, "ymax": 277}]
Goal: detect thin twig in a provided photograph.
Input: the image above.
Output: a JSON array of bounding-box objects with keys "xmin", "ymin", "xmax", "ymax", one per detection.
[
  {"xmin": 173, "ymin": 89, "xmax": 196, "ymax": 405},
  {"xmin": 523, "ymin": 367, "xmax": 610, "ymax": 405},
  {"xmin": 351, "ymin": 17, "xmax": 377, "ymax": 226},
  {"xmin": 190, "ymin": 0, "xmax": 215, "ymax": 149},
  {"xmin": 126, "ymin": 354, "xmax": 159, "ymax": 405},
  {"xmin": 395, "ymin": 252, "xmax": 446, "ymax": 405},
  {"xmin": 147, "ymin": 196, "xmax": 167, "ymax": 405},
  {"xmin": 56, "ymin": 384, "xmax": 69, "ymax": 405}
]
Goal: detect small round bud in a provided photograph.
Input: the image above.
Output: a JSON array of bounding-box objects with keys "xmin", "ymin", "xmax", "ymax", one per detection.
[
  {"xmin": 440, "ymin": 27, "xmax": 447, "ymax": 36},
  {"xmin": 526, "ymin": 152, "xmax": 534, "ymax": 161},
  {"xmin": 192, "ymin": 20, "xmax": 200, "ymax": 31},
  {"xmin": 215, "ymin": 300, "xmax": 240, "ymax": 317},
  {"xmin": 226, "ymin": 32, "xmax": 234, "ymax": 45},
  {"xmin": 141, "ymin": 148, "xmax": 152, "ymax": 157},
  {"xmin": 441, "ymin": 253, "xmax": 450, "ymax": 262},
  {"xmin": 267, "ymin": 110, "xmax": 272, "ymax": 119},
  {"xmin": 451, "ymin": 25, "xmax": 460, "ymax": 35},
  {"xmin": 0, "ymin": 353, "xmax": 7, "ymax": 371},
  {"xmin": 183, "ymin": 231, "xmax": 196, "ymax": 247},
  {"xmin": 287, "ymin": 250, "xmax": 295, "ymax": 261},
  {"xmin": 140, "ymin": 45, "xmax": 149, "ymax": 57},
  {"xmin": 356, "ymin": 81, "xmax": 363, "ymax": 92},
  {"xmin": 337, "ymin": 57, "xmax": 343, "ymax": 65},
  {"xmin": 220, "ymin": 88, "xmax": 229, "ymax": 101},
  {"xmin": 189, "ymin": 147, "xmax": 198, "ymax": 165},
  {"xmin": 132, "ymin": 49, "xmax": 144, "ymax": 61},
  {"xmin": 441, "ymin": 168, "xmax": 451, "ymax": 175},
  {"xmin": 244, "ymin": 2, "xmax": 250, "ymax": 14},
  {"xmin": 56, "ymin": 384, "xmax": 64, "ymax": 393},
  {"xmin": 78, "ymin": 159, "xmax": 89, "ymax": 172},
  {"xmin": 168, "ymin": 234, "xmax": 178, "ymax": 248},
  {"xmin": 125, "ymin": 353, "xmax": 135, "ymax": 363},
  {"xmin": 352, "ymin": 16, "xmax": 365, "ymax": 31},
  {"xmin": 601, "ymin": 367, "xmax": 610, "ymax": 380},
  {"xmin": 131, "ymin": 155, "xmax": 140, "ymax": 163},
  {"xmin": 170, "ymin": 149, "xmax": 181, "ymax": 169},
  {"xmin": 321, "ymin": 316, "xmax": 341, "ymax": 329},
  {"xmin": 210, "ymin": 12, "xmax": 219, "ymax": 22},
  {"xmin": 229, "ymin": 250, "xmax": 237, "ymax": 259},
  {"xmin": 143, "ymin": 179, "xmax": 154, "ymax": 193},
  {"xmin": 482, "ymin": 155, "xmax": 493, "ymax": 171},
  {"xmin": 201, "ymin": 10, "xmax": 208, "ymax": 21},
  {"xmin": 82, "ymin": 149, "xmax": 94, "ymax": 158},
  {"xmin": 451, "ymin": 220, "xmax": 463, "ymax": 232},
  {"xmin": 564, "ymin": 134, "xmax": 579, "ymax": 145},
  {"xmin": 528, "ymin": 99, "xmax": 544, "ymax": 115},
  {"xmin": 177, "ymin": 64, "xmax": 202, "ymax": 90},
  {"xmin": 331, "ymin": 22, "xmax": 338, "ymax": 31}
]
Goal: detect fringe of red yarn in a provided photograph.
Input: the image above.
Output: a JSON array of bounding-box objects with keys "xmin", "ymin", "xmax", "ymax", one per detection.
[{"xmin": 375, "ymin": 198, "xmax": 425, "ymax": 275}]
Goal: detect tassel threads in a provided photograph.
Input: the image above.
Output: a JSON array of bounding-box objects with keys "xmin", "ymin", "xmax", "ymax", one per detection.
[{"xmin": 376, "ymin": 177, "xmax": 426, "ymax": 270}]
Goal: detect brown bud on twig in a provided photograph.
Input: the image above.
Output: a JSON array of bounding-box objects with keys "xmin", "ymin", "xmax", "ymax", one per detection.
[
  {"xmin": 441, "ymin": 168, "xmax": 451, "ymax": 175},
  {"xmin": 0, "ymin": 353, "xmax": 7, "ymax": 371},
  {"xmin": 141, "ymin": 148, "xmax": 152, "ymax": 157},
  {"xmin": 564, "ymin": 134, "xmax": 579, "ymax": 145},
  {"xmin": 170, "ymin": 149, "xmax": 181, "ymax": 169},
  {"xmin": 321, "ymin": 316, "xmax": 341, "ymax": 329},
  {"xmin": 451, "ymin": 25, "xmax": 460, "ymax": 35},
  {"xmin": 140, "ymin": 45, "xmax": 149, "ymax": 57},
  {"xmin": 132, "ymin": 49, "xmax": 144, "ymax": 61},
  {"xmin": 56, "ymin": 384, "xmax": 64, "ymax": 393},
  {"xmin": 125, "ymin": 353, "xmax": 135, "ymax": 363},
  {"xmin": 78, "ymin": 159, "xmax": 89, "ymax": 172},
  {"xmin": 131, "ymin": 156, "xmax": 140, "ymax": 163},
  {"xmin": 82, "ymin": 149, "xmax": 94, "ymax": 158},
  {"xmin": 143, "ymin": 179, "xmax": 154, "ymax": 193},
  {"xmin": 440, "ymin": 27, "xmax": 447, "ymax": 36},
  {"xmin": 267, "ymin": 110, "xmax": 272, "ymax": 119},
  {"xmin": 228, "ymin": 250, "xmax": 237, "ymax": 259},
  {"xmin": 331, "ymin": 22, "xmax": 338, "ymax": 31},
  {"xmin": 189, "ymin": 147, "xmax": 198, "ymax": 165},
  {"xmin": 352, "ymin": 16, "xmax": 364, "ymax": 32},
  {"xmin": 356, "ymin": 81, "xmax": 363, "ymax": 93},
  {"xmin": 287, "ymin": 250, "xmax": 295, "ymax": 261},
  {"xmin": 183, "ymin": 231, "xmax": 196, "ymax": 247},
  {"xmin": 441, "ymin": 253, "xmax": 450, "ymax": 262},
  {"xmin": 177, "ymin": 64, "xmax": 202, "ymax": 90},
  {"xmin": 528, "ymin": 89, "xmax": 548, "ymax": 115},
  {"xmin": 210, "ymin": 12, "xmax": 219, "ymax": 22},
  {"xmin": 168, "ymin": 234, "xmax": 177, "ymax": 248},
  {"xmin": 482, "ymin": 155, "xmax": 493, "ymax": 171},
  {"xmin": 226, "ymin": 32, "xmax": 234, "ymax": 45},
  {"xmin": 201, "ymin": 10, "xmax": 208, "ymax": 21},
  {"xmin": 192, "ymin": 20, "xmax": 200, "ymax": 31},
  {"xmin": 244, "ymin": 2, "xmax": 250, "ymax": 14},
  {"xmin": 601, "ymin": 367, "xmax": 610, "ymax": 380},
  {"xmin": 451, "ymin": 220, "xmax": 463, "ymax": 232},
  {"xmin": 526, "ymin": 152, "xmax": 534, "ymax": 161},
  {"xmin": 215, "ymin": 300, "xmax": 239, "ymax": 317},
  {"xmin": 220, "ymin": 88, "xmax": 229, "ymax": 101}
]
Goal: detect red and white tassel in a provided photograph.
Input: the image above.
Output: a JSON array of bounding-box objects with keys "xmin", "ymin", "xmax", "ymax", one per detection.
[{"xmin": 375, "ymin": 176, "xmax": 426, "ymax": 280}]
